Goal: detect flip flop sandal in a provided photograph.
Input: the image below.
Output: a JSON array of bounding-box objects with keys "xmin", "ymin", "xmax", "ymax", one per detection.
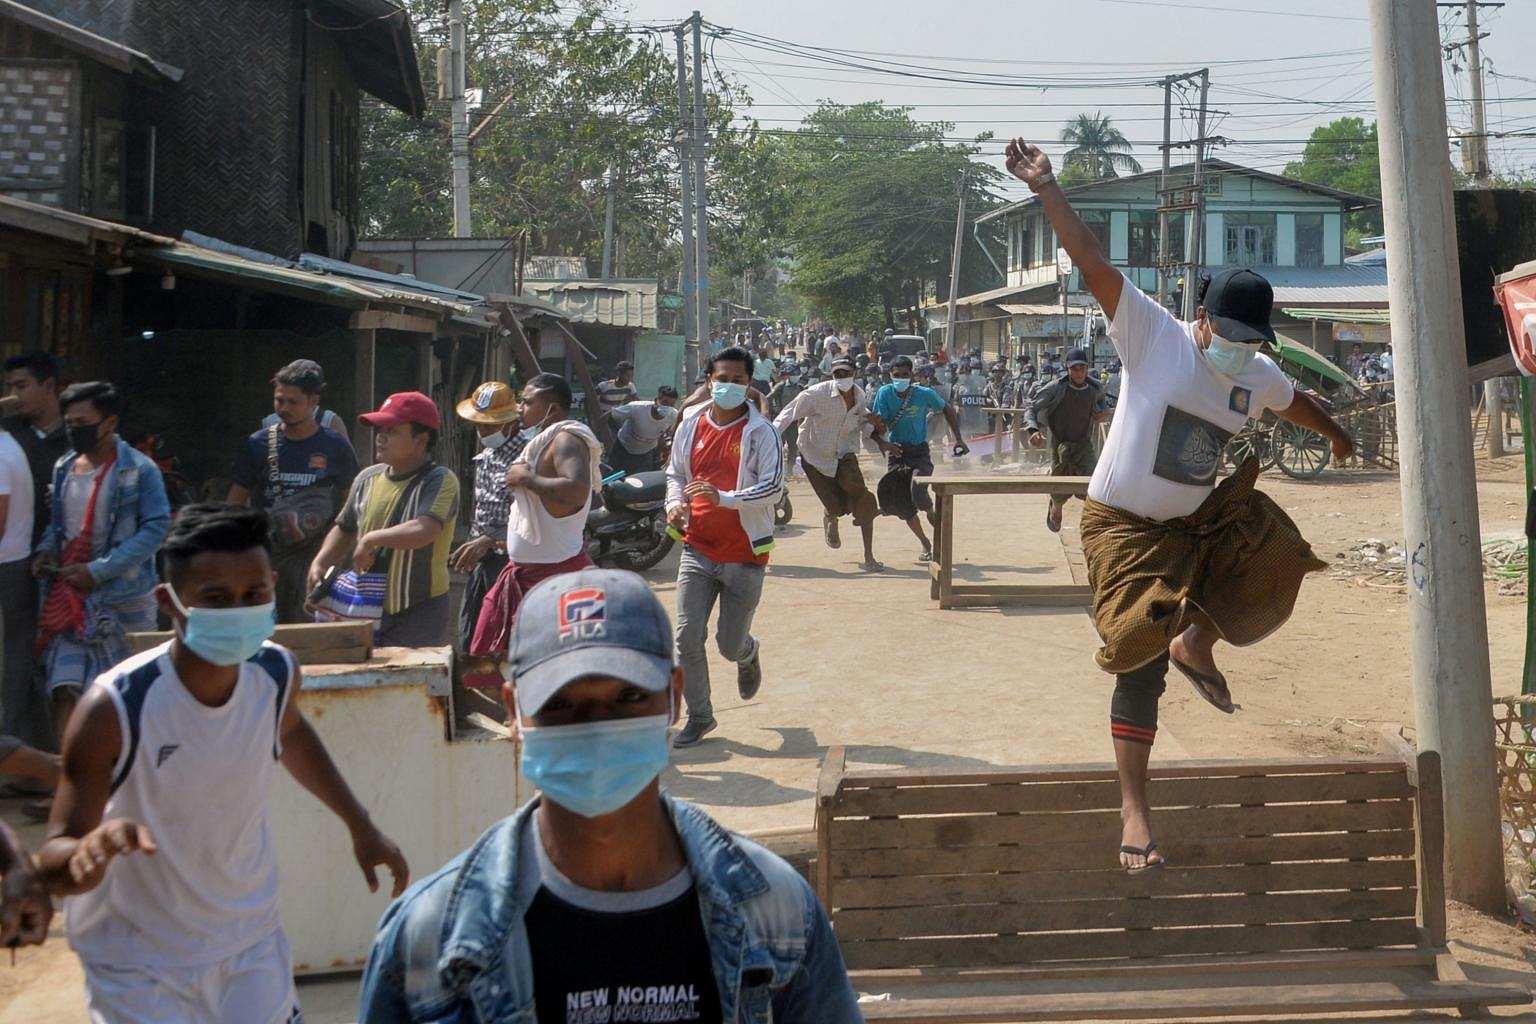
[
  {"xmin": 917, "ymin": 549, "xmax": 932, "ymax": 563},
  {"xmin": 1171, "ymin": 657, "xmax": 1236, "ymax": 714},
  {"xmin": 1046, "ymin": 504, "xmax": 1063, "ymax": 533},
  {"xmin": 1121, "ymin": 840, "xmax": 1164, "ymax": 875},
  {"xmin": 823, "ymin": 516, "xmax": 842, "ymax": 549},
  {"xmin": 861, "ymin": 560, "xmax": 885, "ymax": 572}
]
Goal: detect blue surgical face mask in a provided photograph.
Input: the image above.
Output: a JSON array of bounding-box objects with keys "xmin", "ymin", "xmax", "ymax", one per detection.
[
  {"xmin": 518, "ymin": 706, "xmax": 671, "ymax": 819},
  {"xmin": 1205, "ymin": 333, "xmax": 1260, "ymax": 377},
  {"xmin": 710, "ymin": 382, "xmax": 748, "ymax": 410},
  {"xmin": 891, "ymin": 377, "xmax": 912, "ymax": 393},
  {"xmin": 167, "ymin": 588, "xmax": 276, "ymax": 666}
]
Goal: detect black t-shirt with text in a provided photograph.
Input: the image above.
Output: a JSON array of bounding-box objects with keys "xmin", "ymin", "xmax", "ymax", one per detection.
[{"xmin": 525, "ymin": 884, "xmax": 722, "ymax": 1024}]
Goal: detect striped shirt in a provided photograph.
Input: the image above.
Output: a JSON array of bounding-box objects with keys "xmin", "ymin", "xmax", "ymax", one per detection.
[{"xmin": 337, "ymin": 462, "xmax": 459, "ymax": 614}]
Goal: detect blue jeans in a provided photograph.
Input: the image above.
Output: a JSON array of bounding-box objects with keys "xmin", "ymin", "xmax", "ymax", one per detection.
[{"xmin": 675, "ymin": 547, "xmax": 765, "ymax": 723}]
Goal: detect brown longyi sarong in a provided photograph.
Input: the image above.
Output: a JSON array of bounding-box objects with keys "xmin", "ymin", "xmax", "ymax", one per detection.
[{"xmin": 1080, "ymin": 458, "xmax": 1326, "ymax": 675}]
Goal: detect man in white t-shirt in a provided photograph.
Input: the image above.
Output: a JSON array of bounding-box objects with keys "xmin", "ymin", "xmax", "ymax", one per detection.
[
  {"xmin": 1006, "ymin": 138, "xmax": 1354, "ymax": 875},
  {"xmin": 605, "ymin": 386, "xmax": 680, "ymax": 475},
  {"xmin": 0, "ymin": 425, "xmax": 59, "ymax": 790}
]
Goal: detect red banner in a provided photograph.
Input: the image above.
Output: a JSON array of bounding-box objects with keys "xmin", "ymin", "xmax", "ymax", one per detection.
[{"xmin": 1495, "ymin": 271, "xmax": 1536, "ymax": 376}]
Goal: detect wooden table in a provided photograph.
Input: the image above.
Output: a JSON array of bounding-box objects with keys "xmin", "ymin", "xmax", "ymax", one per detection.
[{"xmin": 927, "ymin": 474, "xmax": 1094, "ymax": 609}]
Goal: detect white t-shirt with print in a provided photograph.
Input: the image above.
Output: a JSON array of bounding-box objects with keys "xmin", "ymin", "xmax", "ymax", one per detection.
[
  {"xmin": 1089, "ymin": 276, "xmax": 1295, "ymax": 522},
  {"xmin": 0, "ymin": 430, "xmax": 34, "ymax": 563}
]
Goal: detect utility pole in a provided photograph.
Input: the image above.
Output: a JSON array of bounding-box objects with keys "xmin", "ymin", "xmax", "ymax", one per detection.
[
  {"xmin": 1184, "ymin": 67, "xmax": 1210, "ymax": 320},
  {"xmin": 691, "ymin": 12, "xmax": 710, "ymax": 357},
  {"xmin": 1369, "ymin": 0, "xmax": 1504, "ymax": 912},
  {"xmin": 447, "ymin": 0, "xmax": 471, "ymax": 237},
  {"xmin": 1156, "ymin": 76, "xmax": 1173, "ymax": 308},
  {"xmin": 601, "ymin": 159, "xmax": 617, "ymax": 280},
  {"xmin": 1464, "ymin": 0, "xmax": 1491, "ymax": 181},
  {"xmin": 674, "ymin": 26, "xmax": 696, "ymax": 375},
  {"xmin": 944, "ymin": 171, "xmax": 969, "ymax": 354}
]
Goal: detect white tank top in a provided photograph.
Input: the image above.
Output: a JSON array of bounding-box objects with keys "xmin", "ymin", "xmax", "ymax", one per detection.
[
  {"xmin": 65, "ymin": 641, "xmax": 295, "ymax": 967},
  {"xmin": 506, "ymin": 427, "xmax": 594, "ymax": 565}
]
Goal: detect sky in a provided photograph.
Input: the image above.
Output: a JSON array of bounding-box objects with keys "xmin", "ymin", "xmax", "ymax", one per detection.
[{"xmin": 608, "ymin": 0, "xmax": 1536, "ymax": 201}]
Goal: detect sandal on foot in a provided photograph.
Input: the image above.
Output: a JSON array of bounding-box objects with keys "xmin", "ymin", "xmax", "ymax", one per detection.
[
  {"xmin": 823, "ymin": 515, "xmax": 842, "ymax": 550},
  {"xmin": 1120, "ymin": 840, "xmax": 1164, "ymax": 875},
  {"xmin": 1046, "ymin": 503, "xmax": 1063, "ymax": 533},
  {"xmin": 1171, "ymin": 657, "xmax": 1236, "ymax": 714},
  {"xmin": 917, "ymin": 549, "xmax": 932, "ymax": 563},
  {"xmin": 860, "ymin": 559, "xmax": 885, "ymax": 572}
]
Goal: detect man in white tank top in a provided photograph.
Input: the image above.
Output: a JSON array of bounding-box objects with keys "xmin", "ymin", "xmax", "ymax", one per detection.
[
  {"xmin": 469, "ymin": 374, "xmax": 599, "ymax": 660},
  {"xmin": 38, "ymin": 504, "xmax": 409, "ymax": 1024}
]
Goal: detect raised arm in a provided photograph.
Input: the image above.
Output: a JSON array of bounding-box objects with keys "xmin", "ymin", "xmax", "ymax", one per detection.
[{"xmin": 1005, "ymin": 140, "xmax": 1123, "ymax": 321}]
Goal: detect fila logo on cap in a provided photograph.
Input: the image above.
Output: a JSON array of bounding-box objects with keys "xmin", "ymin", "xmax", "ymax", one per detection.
[
  {"xmin": 474, "ymin": 384, "xmax": 496, "ymax": 411},
  {"xmin": 558, "ymin": 587, "xmax": 607, "ymax": 641}
]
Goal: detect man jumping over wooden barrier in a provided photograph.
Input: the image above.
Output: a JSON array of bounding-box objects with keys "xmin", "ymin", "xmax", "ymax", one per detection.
[{"xmin": 1004, "ymin": 138, "xmax": 1355, "ymax": 874}]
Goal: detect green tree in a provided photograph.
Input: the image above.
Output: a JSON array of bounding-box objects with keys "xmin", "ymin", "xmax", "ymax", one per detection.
[
  {"xmin": 1059, "ymin": 112, "xmax": 1142, "ymax": 180},
  {"xmin": 1283, "ymin": 117, "xmax": 1383, "ymax": 244},
  {"xmin": 360, "ymin": 0, "xmax": 748, "ymax": 283},
  {"xmin": 768, "ymin": 102, "xmax": 1002, "ymax": 330}
]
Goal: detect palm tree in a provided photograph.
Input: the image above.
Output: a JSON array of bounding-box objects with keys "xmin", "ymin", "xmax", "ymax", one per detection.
[{"xmin": 1059, "ymin": 113, "xmax": 1143, "ymax": 180}]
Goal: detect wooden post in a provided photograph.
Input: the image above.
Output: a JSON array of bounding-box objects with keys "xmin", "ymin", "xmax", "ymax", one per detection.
[
  {"xmin": 416, "ymin": 337, "xmax": 434, "ymax": 397},
  {"xmin": 554, "ymin": 320, "xmax": 614, "ymax": 449},
  {"xmin": 494, "ymin": 304, "xmax": 542, "ymax": 380},
  {"xmin": 354, "ymin": 328, "xmax": 376, "ymax": 454}
]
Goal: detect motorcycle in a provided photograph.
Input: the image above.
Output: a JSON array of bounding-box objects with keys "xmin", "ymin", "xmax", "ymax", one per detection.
[{"xmin": 586, "ymin": 466, "xmax": 675, "ymax": 571}]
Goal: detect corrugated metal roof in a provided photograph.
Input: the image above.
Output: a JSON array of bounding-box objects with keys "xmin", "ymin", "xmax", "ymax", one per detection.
[
  {"xmin": 1280, "ymin": 307, "xmax": 1392, "ymax": 325},
  {"xmin": 942, "ymin": 283, "xmax": 1055, "ymax": 308},
  {"xmin": 1252, "ymin": 264, "xmax": 1388, "ymax": 306},
  {"xmin": 512, "ymin": 281, "xmax": 659, "ymax": 329},
  {"xmin": 999, "ymin": 302, "xmax": 1093, "ymax": 316}
]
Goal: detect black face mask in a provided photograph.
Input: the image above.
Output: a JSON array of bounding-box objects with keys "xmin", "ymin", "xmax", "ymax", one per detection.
[{"xmin": 67, "ymin": 421, "xmax": 104, "ymax": 454}]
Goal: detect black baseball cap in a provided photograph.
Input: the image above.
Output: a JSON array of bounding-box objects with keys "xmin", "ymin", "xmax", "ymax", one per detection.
[
  {"xmin": 1065, "ymin": 348, "xmax": 1089, "ymax": 367},
  {"xmin": 1202, "ymin": 268, "xmax": 1276, "ymax": 344}
]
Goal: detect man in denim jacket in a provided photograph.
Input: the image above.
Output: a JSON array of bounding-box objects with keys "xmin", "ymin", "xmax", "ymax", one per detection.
[
  {"xmin": 358, "ymin": 568, "xmax": 862, "ymax": 1023},
  {"xmin": 34, "ymin": 382, "xmax": 170, "ymax": 742}
]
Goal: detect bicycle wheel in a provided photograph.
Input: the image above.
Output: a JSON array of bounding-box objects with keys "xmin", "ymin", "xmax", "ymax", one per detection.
[{"xmin": 1273, "ymin": 421, "xmax": 1331, "ymax": 479}]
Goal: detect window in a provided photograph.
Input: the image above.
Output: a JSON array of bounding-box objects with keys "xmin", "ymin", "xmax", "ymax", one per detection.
[
  {"xmin": 1081, "ymin": 209, "xmax": 1111, "ymax": 256},
  {"xmin": 1019, "ymin": 217, "xmax": 1034, "ymax": 268},
  {"xmin": 1296, "ymin": 213, "xmax": 1324, "ymax": 268},
  {"xmin": 1128, "ymin": 210, "xmax": 1158, "ymax": 267},
  {"xmin": 88, "ymin": 119, "xmax": 155, "ymax": 223},
  {"xmin": 1223, "ymin": 212, "xmax": 1277, "ymax": 266}
]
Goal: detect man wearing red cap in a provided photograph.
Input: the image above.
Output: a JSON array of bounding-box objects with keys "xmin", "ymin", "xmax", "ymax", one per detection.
[{"xmin": 307, "ymin": 392, "xmax": 460, "ymax": 647}]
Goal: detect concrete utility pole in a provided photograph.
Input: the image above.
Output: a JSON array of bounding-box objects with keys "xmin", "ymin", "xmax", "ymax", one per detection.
[
  {"xmin": 1156, "ymin": 76, "xmax": 1173, "ymax": 308},
  {"xmin": 674, "ymin": 26, "xmax": 696, "ymax": 374},
  {"xmin": 944, "ymin": 171, "xmax": 969, "ymax": 355},
  {"xmin": 1368, "ymin": 0, "xmax": 1504, "ymax": 912},
  {"xmin": 448, "ymin": 0, "xmax": 471, "ymax": 237},
  {"xmin": 601, "ymin": 159, "xmax": 617, "ymax": 280},
  {"xmin": 1464, "ymin": 0, "xmax": 1491, "ymax": 181},
  {"xmin": 691, "ymin": 12, "xmax": 710, "ymax": 355},
  {"xmin": 1184, "ymin": 68, "xmax": 1210, "ymax": 321}
]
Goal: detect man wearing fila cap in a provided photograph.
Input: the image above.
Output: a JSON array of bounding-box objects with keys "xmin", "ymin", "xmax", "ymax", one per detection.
[
  {"xmin": 307, "ymin": 391, "xmax": 460, "ymax": 647},
  {"xmin": 358, "ymin": 568, "xmax": 861, "ymax": 1023},
  {"xmin": 450, "ymin": 381, "xmax": 525, "ymax": 652},
  {"xmin": 1007, "ymin": 138, "xmax": 1354, "ymax": 874}
]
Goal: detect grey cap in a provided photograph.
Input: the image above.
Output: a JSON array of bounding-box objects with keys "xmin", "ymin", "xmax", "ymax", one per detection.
[{"xmin": 508, "ymin": 568, "xmax": 674, "ymax": 715}]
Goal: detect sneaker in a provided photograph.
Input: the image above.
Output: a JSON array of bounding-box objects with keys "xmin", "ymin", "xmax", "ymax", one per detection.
[
  {"xmin": 737, "ymin": 642, "xmax": 762, "ymax": 701},
  {"xmin": 673, "ymin": 717, "xmax": 717, "ymax": 748}
]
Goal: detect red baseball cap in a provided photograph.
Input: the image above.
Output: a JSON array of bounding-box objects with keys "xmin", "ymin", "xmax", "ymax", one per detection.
[{"xmin": 359, "ymin": 391, "xmax": 441, "ymax": 431}]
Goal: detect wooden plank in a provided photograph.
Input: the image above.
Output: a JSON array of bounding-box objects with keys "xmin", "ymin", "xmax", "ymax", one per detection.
[
  {"xmin": 848, "ymin": 947, "xmax": 1431, "ymax": 986},
  {"xmin": 832, "ymin": 889, "xmax": 1419, "ymax": 941},
  {"xmin": 126, "ymin": 621, "xmax": 374, "ymax": 665},
  {"xmin": 927, "ymin": 476, "xmax": 1092, "ymax": 496},
  {"xmin": 349, "ymin": 309, "xmax": 439, "ymax": 334},
  {"xmin": 828, "ymin": 799, "xmax": 1414, "ymax": 851},
  {"xmin": 838, "ymin": 756, "xmax": 1404, "ymax": 789},
  {"xmin": 852, "ymin": 978, "xmax": 1532, "ymax": 1022},
  {"xmin": 831, "ymin": 859, "xmax": 1417, "ymax": 910},
  {"xmin": 354, "ymin": 327, "xmax": 376, "ymax": 452},
  {"xmin": 818, "ymin": 745, "xmax": 847, "ymax": 804},
  {"xmin": 832, "ymin": 770, "xmax": 1415, "ymax": 818},
  {"xmin": 838, "ymin": 918, "xmax": 1423, "ymax": 970},
  {"xmin": 830, "ymin": 830, "xmax": 1418, "ymax": 878},
  {"xmin": 943, "ymin": 591, "xmax": 1094, "ymax": 609},
  {"xmin": 1416, "ymin": 749, "xmax": 1448, "ymax": 947},
  {"xmin": 815, "ymin": 746, "xmax": 845, "ymax": 909}
]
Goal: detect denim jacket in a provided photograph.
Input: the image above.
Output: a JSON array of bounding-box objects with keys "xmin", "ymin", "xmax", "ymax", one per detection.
[
  {"xmin": 358, "ymin": 795, "xmax": 864, "ymax": 1023},
  {"xmin": 36, "ymin": 437, "xmax": 170, "ymax": 606}
]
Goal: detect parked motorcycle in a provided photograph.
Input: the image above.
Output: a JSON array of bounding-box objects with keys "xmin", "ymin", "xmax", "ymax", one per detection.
[{"xmin": 586, "ymin": 467, "xmax": 675, "ymax": 571}]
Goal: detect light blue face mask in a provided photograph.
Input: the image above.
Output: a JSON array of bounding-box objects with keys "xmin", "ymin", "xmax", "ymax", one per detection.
[
  {"xmin": 711, "ymin": 382, "xmax": 749, "ymax": 410},
  {"xmin": 1204, "ymin": 334, "xmax": 1261, "ymax": 377},
  {"xmin": 518, "ymin": 709, "xmax": 671, "ymax": 819},
  {"xmin": 890, "ymin": 377, "xmax": 912, "ymax": 393},
  {"xmin": 167, "ymin": 589, "xmax": 276, "ymax": 666}
]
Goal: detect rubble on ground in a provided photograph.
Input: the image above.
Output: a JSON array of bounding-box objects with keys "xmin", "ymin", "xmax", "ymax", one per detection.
[{"xmin": 1331, "ymin": 534, "xmax": 1528, "ymax": 595}]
